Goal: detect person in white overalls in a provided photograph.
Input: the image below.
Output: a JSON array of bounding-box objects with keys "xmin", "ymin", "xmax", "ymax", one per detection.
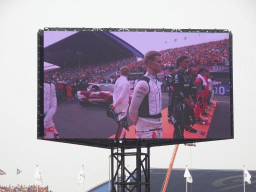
[
  {"xmin": 110, "ymin": 66, "xmax": 130, "ymax": 139},
  {"xmin": 44, "ymin": 74, "xmax": 59, "ymax": 139},
  {"xmin": 129, "ymin": 51, "xmax": 163, "ymax": 139}
]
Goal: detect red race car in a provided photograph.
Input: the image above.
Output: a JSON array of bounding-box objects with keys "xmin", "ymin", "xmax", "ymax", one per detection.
[{"xmin": 77, "ymin": 83, "xmax": 133, "ymax": 107}]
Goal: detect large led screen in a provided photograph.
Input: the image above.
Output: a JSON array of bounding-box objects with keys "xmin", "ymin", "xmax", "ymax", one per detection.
[{"xmin": 38, "ymin": 29, "xmax": 233, "ymax": 146}]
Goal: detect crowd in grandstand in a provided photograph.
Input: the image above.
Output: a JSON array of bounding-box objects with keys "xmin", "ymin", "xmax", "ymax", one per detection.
[
  {"xmin": 46, "ymin": 56, "xmax": 135, "ymax": 78},
  {"xmin": 161, "ymin": 39, "xmax": 229, "ymax": 66},
  {"xmin": 127, "ymin": 39, "xmax": 229, "ymax": 72},
  {"xmin": 0, "ymin": 185, "xmax": 50, "ymax": 192},
  {"xmin": 44, "ymin": 39, "xmax": 228, "ymax": 103}
]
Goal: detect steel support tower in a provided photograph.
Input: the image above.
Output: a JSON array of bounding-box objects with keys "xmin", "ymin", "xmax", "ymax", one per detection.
[{"xmin": 111, "ymin": 142, "xmax": 150, "ymax": 192}]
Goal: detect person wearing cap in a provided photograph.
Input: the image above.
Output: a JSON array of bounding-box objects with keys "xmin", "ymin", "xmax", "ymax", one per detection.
[
  {"xmin": 129, "ymin": 51, "xmax": 163, "ymax": 139},
  {"xmin": 110, "ymin": 66, "xmax": 130, "ymax": 138}
]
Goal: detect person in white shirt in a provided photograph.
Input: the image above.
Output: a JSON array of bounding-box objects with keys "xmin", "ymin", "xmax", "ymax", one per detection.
[
  {"xmin": 110, "ymin": 66, "xmax": 130, "ymax": 138},
  {"xmin": 44, "ymin": 74, "xmax": 59, "ymax": 139},
  {"xmin": 208, "ymin": 74, "xmax": 215, "ymax": 104},
  {"xmin": 129, "ymin": 51, "xmax": 163, "ymax": 138}
]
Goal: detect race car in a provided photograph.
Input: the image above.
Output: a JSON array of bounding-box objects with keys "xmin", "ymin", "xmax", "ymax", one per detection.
[{"xmin": 77, "ymin": 83, "xmax": 133, "ymax": 107}]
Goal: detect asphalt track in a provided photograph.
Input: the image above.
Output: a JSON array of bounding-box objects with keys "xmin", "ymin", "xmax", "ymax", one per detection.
[
  {"xmin": 207, "ymin": 95, "xmax": 232, "ymax": 139},
  {"xmin": 53, "ymin": 93, "xmax": 232, "ymax": 139}
]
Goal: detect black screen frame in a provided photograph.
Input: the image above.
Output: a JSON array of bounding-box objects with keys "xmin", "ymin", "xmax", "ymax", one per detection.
[{"xmin": 38, "ymin": 28, "xmax": 233, "ymax": 149}]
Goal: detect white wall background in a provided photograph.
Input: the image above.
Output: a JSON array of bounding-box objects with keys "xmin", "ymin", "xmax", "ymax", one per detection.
[{"xmin": 0, "ymin": 0, "xmax": 255, "ymax": 191}]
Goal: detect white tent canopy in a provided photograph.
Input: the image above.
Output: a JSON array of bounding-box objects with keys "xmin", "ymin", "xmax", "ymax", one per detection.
[{"xmin": 44, "ymin": 62, "xmax": 60, "ymax": 72}]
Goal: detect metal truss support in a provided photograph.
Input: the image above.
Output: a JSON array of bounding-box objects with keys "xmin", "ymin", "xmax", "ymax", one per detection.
[{"xmin": 111, "ymin": 144, "xmax": 150, "ymax": 192}]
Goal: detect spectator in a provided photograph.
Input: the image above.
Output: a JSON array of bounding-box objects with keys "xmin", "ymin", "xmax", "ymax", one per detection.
[
  {"xmin": 78, "ymin": 74, "xmax": 88, "ymax": 91},
  {"xmin": 71, "ymin": 77, "xmax": 78, "ymax": 100},
  {"xmin": 66, "ymin": 77, "xmax": 72, "ymax": 101},
  {"xmin": 56, "ymin": 77, "xmax": 64, "ymax": 102}
]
